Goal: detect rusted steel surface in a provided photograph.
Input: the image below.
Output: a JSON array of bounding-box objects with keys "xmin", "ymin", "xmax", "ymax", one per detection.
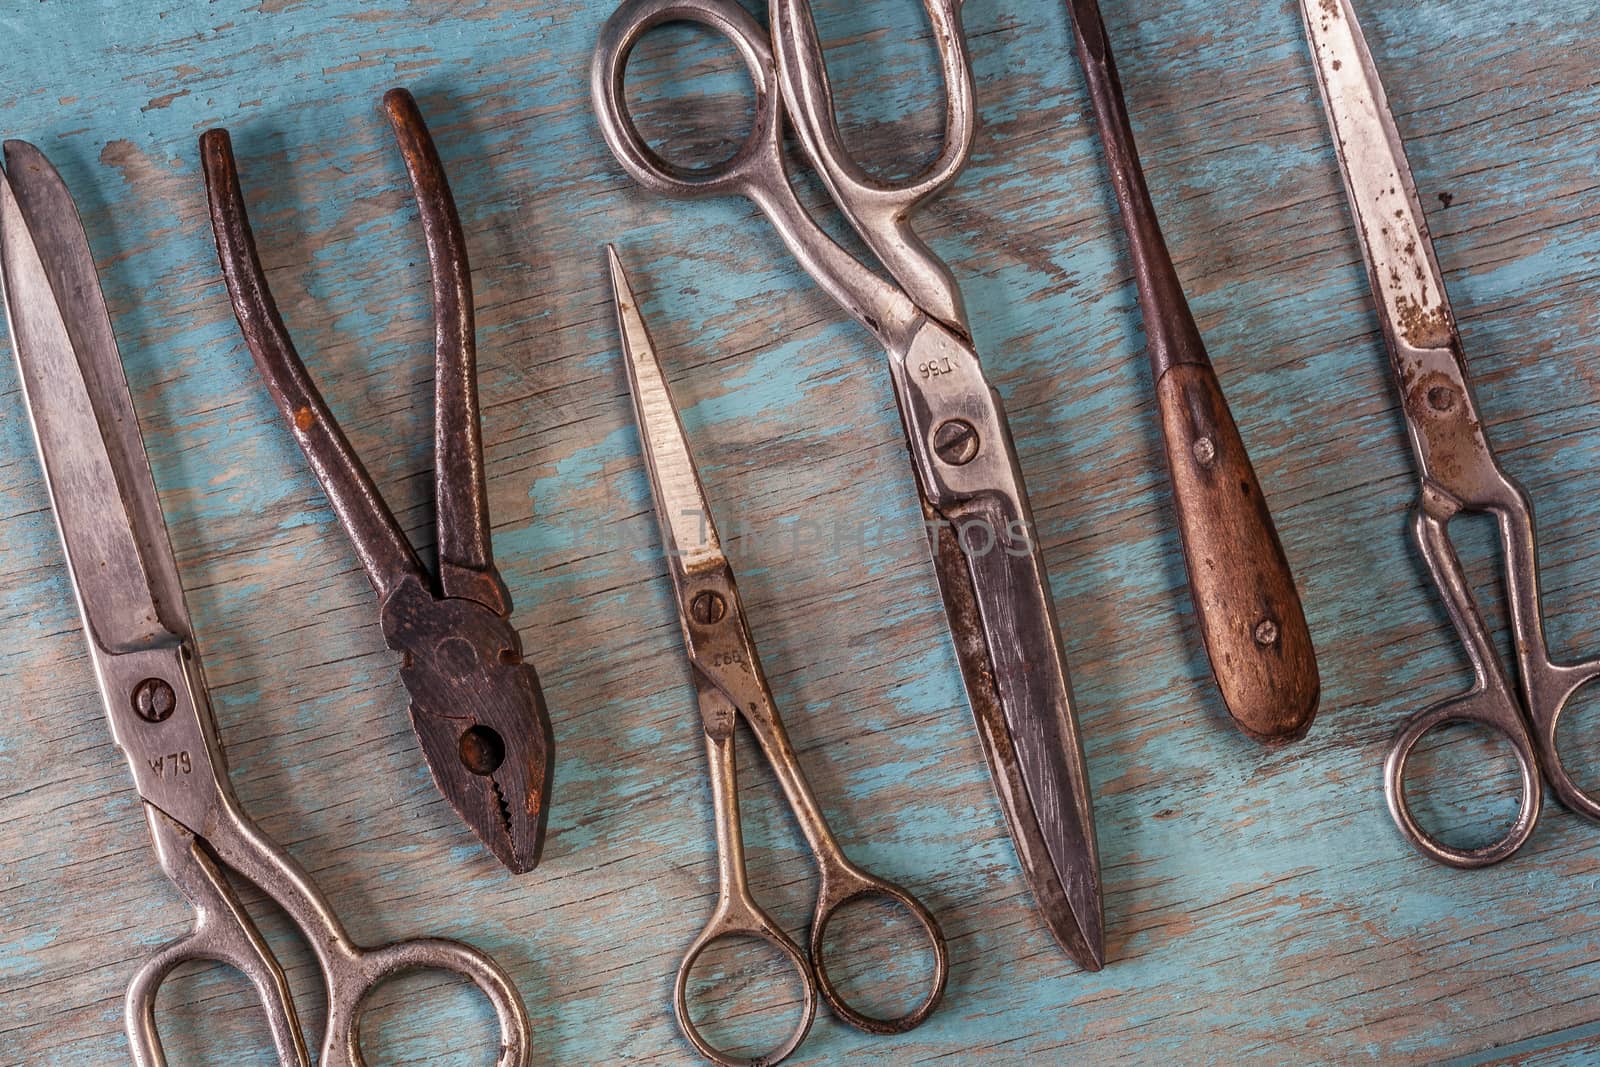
[
  {"xmin": 201, "ymin": 96, "xmax": 554, "ymax": 875},
  {"xmin": 2, "ymin": 1, "xmax": 1600, "ymax": 1064}
]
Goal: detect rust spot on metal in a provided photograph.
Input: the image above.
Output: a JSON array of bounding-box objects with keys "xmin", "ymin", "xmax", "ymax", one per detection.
[
  {"xmin": 1394, "ymin": 295, "xmax": 1453, "ymax": 349},
  {"xmin": 1404, "ymin": 371, "xmax": 1485, "ymax": 487},
  {"xmin": 293, "ymin": 405, "xmax": 314, "ymax": 431}
]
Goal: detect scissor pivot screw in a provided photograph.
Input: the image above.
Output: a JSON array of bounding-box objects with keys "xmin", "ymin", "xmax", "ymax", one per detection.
[
  {"xmin": 1426, "ymin": 385, "xmax": 1456, "ymax": 412},
  {"xmin": 1192, "ymin": 436, "xmax": 1216, "ymax": 466},
  {"xmin": 1254, "ymin": 619, "xmax": 1280, "ymax": 647},
  {"xmin": 933, "ymin": 419, "xmax": 980, "ymax": 466},
  {"xmin": 690, "ymin": 591, "xmax": 727, "ymax": 625},
  {"xmin": 132, "ymin": 678, "xmax": 176, "ymax": 723}
]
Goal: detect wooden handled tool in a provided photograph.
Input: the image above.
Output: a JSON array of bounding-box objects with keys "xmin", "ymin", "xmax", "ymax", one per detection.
[{"xmin": 1065, "ymin": 0, "xmax": 1319, "ymax": 742}]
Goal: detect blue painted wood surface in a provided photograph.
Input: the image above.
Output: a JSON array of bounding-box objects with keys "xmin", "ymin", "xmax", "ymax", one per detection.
[{"xmin": 3, "ymin": 0, "xmax": 1599, "ymax": 1063}]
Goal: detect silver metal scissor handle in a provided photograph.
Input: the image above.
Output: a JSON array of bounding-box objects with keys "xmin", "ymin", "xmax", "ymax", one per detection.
[
  {"xmin": 671, "ymin": 569, "xmax": 947, "ymax": 1066},
  {"xmin": 125, "ymin": 795, "xmax": 531, "ymax": 1067},
  {"xmin": 1491, "ymin": 476, "xmax": 1600, "ymax": 824},
  {"xmin": 674, "ymin": 731, "xmax": 818, "ymax": 1067},
  {"xmin": 592, "ymin": 0, "xmax": 988, "ymax": 354},
  {"xmin": 127, "ymin": 807, "xmax": 310, "ymax": 1067},
  {"xmin": 1385, "ymin": 476, "xmax": 1600, "ymax": 867},
  {"xmin": 672, "ymin": 725, "xmax": 947, "ymax": 1067},
  {"xmin": 768, "ymin": 0, "xmax": 973, "ymax": 334}
]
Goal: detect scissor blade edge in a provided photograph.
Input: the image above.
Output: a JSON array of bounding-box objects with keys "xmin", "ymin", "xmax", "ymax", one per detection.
[
  {"xmin": 1298, "ymin": 0, "xmax": 1459, "ymax": 352},
  {"xmin": 2, "ymin": 141, "xmax": 192, "ymax": 648},
  {"xmin": 923, "ymin": 505, "xmax": 1104, "ymax": 969},
  {"xmin": 0, "ymin": 150, "xmax": 184, "ymax": 655},
  {"xmin": 606, "ymin": 246, "xmax": 727, "ymax": 572}
]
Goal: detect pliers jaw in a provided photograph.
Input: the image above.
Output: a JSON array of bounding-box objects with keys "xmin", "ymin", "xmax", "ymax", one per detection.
[{"xmin": 383, "ymin": 575, "xmax": 554, "ymax": 874}]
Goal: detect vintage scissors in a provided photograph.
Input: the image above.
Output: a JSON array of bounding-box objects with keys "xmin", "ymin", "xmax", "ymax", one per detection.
[
  {"xmin": 1302, "ymin": 0, "xmax": 1600, "ymax": 866},
  {"xmin": 593, "ymin": 0, "xmax": 1103, "ymax": 967},
  {"xmin": 607, "ymin": 247, "xmax": 947, "ymax": 1066},
  {"xmin": 0, "ymin": 139, "xmax": 531, "ymax": 1066},
  {"xmin": 198, "ymin": 89, "xmax": 555, "ymax": 874}
]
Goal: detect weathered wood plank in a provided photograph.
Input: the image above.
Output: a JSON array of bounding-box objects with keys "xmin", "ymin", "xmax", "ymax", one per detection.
[{"xmin": 3, "ymin": 0, "xmax": 1599, "ymax": 1063}]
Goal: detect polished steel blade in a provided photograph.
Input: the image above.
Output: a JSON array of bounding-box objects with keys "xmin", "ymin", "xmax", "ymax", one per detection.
[
  {"xmin": 924, "ymin": 491, "xmax": 1104, "ymax": 969},
  {"xmin": 607, "ymin": 246, "xmax": 726, "ymax": 573},
  {"xmin": 0, "ymin": 142, "xmax": 187, "ymax": 653},
  {"xmin": 1299, "ymin": 0, "xmax": 1460, "ymax": 355}
]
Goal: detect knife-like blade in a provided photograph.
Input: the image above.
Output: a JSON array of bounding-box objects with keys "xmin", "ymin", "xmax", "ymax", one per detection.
[
  {"xmin": 925, "ymin": 488, "xmax": 1104, "ymax": 969},
  {"xmin": 607, "ymin": 245, "xmax": 727, "ymax": 575},
  {"xmin": 0, "ymin": 140, "xmax": 188, "ymax": 654},
  {"xmin": 1299, "ymin": 0, "xmax": 1460, "ymax": 355}
]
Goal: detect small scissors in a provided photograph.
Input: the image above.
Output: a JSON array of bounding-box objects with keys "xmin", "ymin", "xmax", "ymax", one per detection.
[
  {"xmin": 607, "ymin": 247, "xmax": 947, "ymax": 1067},
  {"xmin": 199, "ymin": 89, "xmax": 555, "ymax": 874},
  {"xmin": 593, "ymin": 0, "xmax": 1103, "ymax": 967},
  {"xmin": 0, "ymin": 140, "xmax": 530, "ymax": 1065},
  {"xmin": 1302, "ymin": 0, "xmax": 1600, "ymax": 866}
]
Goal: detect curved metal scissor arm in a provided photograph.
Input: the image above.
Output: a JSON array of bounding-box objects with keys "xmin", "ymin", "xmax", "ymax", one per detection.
[
  {"xmin": 1386, "ymin": 468, "xmax": 1600, "ymax": 868},
  {"xmin": 591, "ymin": 0, "xmax": 922, "ymax": 352},
  {"xmin": 681, "ymin": 564, "xmax": 948, "ymax": 1041},
  {"xmin": 768, "ymin": 0, "xmax": 974, "ymax": 336},
  {"xmin": 100, "ymin": 636, "xmax": 531, "ymax": 1066}
]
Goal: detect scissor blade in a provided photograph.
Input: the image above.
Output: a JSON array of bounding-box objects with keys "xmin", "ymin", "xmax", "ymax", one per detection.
[
  {"xmin": 924, "ymin": 492, "xmax": 1104, "ymax": 969},
  {"xmin": 0, "ymin": 141, "xmax": 188, "ymax": 653},
  {"xmin": 607, "ymin": 246, "xmax": 727, "ymax": 572},
  {"xmin": 1299, "ymin": 0, "xmax": 1460, "ymax": 354}
]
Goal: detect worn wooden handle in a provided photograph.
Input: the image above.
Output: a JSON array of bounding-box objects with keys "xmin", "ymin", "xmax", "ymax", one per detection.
[{"xmin": 1155, "ymin": 362, "xmax": 1320, "ymax": 743}]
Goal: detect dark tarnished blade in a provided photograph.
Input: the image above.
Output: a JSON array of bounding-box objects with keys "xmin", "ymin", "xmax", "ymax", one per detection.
[
  {"xmin": 0, "ymin": 141, "xmax": 189, "ymax": 655},
  {"xmin": 924, "ymin": 494, "xmax": 1104, "ymax": 969}
]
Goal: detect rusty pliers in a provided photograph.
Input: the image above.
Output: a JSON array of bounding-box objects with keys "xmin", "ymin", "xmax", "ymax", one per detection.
[{"xmin": 200, "ymin": 89, "xmax": 554, "ymax": 873}]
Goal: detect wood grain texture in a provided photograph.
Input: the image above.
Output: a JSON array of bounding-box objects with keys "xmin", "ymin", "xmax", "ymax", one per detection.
[
  {"xmin": 1155, "ymin": 361, "xmax": 1320, "ymax": 743},
  {"xmin": 1, "ymin": 0, "xmax": 1599, "ymax": 1064}
]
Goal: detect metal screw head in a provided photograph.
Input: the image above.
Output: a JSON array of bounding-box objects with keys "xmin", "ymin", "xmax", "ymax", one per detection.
[
  {"xmin": 932, "ymin": 419, "xmax": 980, "ymax": 466},
  {"xmin": 1427, "ymin": 385, "xmax": 1456, "ymax": 412},
  {"xmin": 1192, "ymin": 436, "xmax": 1217, "ymax": 467},
  {"xmin": 1254, "ymin": 619, "xmax": 1280, "ymax": 647},
  {"xmin": 690, "ymin": 591, "xmax": 727, "ymax": 625},
  {"xmin": 132, "ymin": 678, "xmax": 176, "ymax": 723}
]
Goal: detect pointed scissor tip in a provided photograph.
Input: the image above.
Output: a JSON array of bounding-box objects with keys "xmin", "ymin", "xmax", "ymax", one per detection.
[
  {"xmin": 2, "ymin": 140, "xmax": 54, "ymax": 187},
  {"xmin": 604, "ymin": 244, "xmax": 658, "ymax": 377},
  {"xmin": 1039, "ymin": 896, "xmax": 1106, "ymax": 972},
  {"xmin": 603, "ymin": 243, "xmax": 634, "ymax": 308}
]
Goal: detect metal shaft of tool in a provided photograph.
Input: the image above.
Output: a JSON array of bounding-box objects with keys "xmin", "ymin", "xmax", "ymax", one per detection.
[
  {"xmin": 201, "ymin": 128, "xmax": 427, "ymax": 604},
  {"xmin": 1065, "ymin": 0, "xmax": 1319, "ymax": 743},
  {"xmin": 382, "ymin": 88, "xmax": 511, "ymax": 616}
]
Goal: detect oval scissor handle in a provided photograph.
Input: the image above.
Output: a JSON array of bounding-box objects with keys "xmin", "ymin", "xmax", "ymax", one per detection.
[
  {"xmin": 1525, "ymin": 659, "xmax": 1600, "ymax": 822},
  {"xmin": 674, "ymin": 896, "xmax": 818, "ymax": 1067},
  {"xmin": 1384, "ymin": 689, "xmax": 1543, "ymax": 868},
  {"xmin": 808, "ymin": 862, "xmax": 947, "ymax": 1035},
  {"xmin": 126, "ymin": 809, "xmax": 309, "ymax": 1067},
  {"xmin": 1491, "ymin": 473, "xmax": 1600, "ymax": 824},
  {"xmin": 592, "ymin": 0, "xmax": 782, "ymax": 200},
  {"xmin": 189, "ymin": 798, "xmax": 532, "ymax": 1067},
  {"xmin": 321, "ymin": 936, "xmax": 531, "ymax": 1067},
  {"xmin": 589, "ymin": 0, "xmax": 919, "ymax": 347}
]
